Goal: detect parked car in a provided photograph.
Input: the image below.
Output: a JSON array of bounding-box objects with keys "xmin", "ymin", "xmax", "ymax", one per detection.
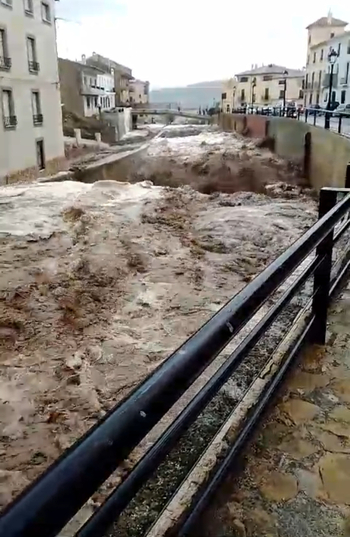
[
  {"xmin": 308, "ymin": 104, "xmax": 323, "ymax": 116},
  {"xmin": 334, "ymin": 104, "xmax": 350, "ymax": 117},
  {"xmin": 325, "ymin": 101, "xmax": 339, "ymax": 112}
]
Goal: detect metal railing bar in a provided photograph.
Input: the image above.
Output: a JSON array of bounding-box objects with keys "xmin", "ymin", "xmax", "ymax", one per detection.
[
  {"xmin": 334, "ymin": 216, "xmax": 350, "ymax": 242},
  {"xmin": 75, "ymin": 256, "xmax": 320, "ymax": 537},
  {"xmin": 1, "ymin": 194, "xmax": 350, "ymax": 537},
  {"xmin": 177, "ymin": 315, "xmax": 315, "ymax": 537},
  {"xmin": 330, "ymin": 256, "xmax": 350, "ymax": 296}
]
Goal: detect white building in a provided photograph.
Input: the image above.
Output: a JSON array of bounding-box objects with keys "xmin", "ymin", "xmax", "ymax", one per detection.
[
  {"xmin": 304, "ymin": 14, "xmax": 350, "ymax": 107},
  {"xmin": 129, "ymin": 79, "xmax": 149, "ymax": 105},
  {"xmin": 96, "ymin": 71, "xmax": 115, "ymax": 112},
  {"xmin": 0, "ymin": 0, "xmax": 65, "ymax": 183}
]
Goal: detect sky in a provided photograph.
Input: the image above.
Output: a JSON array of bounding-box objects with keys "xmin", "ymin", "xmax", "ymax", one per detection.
[{"xmin": 56, "ymin": 1, "xmax": 349, "ymax": 89}]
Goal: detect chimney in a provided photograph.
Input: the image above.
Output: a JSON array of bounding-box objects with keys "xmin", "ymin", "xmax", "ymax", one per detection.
[
  {"xmin": 327, "ymin": 9, "xmax": 333, "ymax": 25},
  {"xmin": 81, "ymin": 54, "xmax": 86, "ymax": 64}
]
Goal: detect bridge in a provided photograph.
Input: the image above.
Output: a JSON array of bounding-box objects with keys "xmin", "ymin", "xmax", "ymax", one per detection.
[{"xmin": 131, "ymin": 108, "xmax": 211, "ymax": 121}]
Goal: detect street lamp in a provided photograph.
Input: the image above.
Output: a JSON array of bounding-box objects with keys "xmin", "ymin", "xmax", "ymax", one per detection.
[
  {"xmin": 325, "ymin": 47, "xmax": 339, "ymax": 129},
  {"xmin": 282, "ymin": 70, "xmax": 288, "ymax": 113},
  {"xmin": 251, "ymin": 77, "xmax": 257, "ymax": 109}
]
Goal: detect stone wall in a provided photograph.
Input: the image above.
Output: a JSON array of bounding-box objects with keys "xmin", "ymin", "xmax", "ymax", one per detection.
[
  {"xmin": 218, "ymin": 113, "xmax": 350, "ymax": 190},
  {"xmin": 3, "ymin": 157, "xmax": 68, "ymax": 186}
]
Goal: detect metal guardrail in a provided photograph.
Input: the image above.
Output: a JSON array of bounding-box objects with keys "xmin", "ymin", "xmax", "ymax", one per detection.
[
  {"xmin": 231, "ymin": 105, "xmax": 350, "ymax": 137},
  {"xmin": 1, "ymin": 187, "xmax": 350, "ymax": 537}
]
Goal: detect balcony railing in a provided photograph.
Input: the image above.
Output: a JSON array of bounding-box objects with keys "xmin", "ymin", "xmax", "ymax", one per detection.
[
  {"xmin": 3, "ymin": 115, "xmax": 17, "ymax": 128},
  {"xmin": 28, "ymin": 61, "xmax": 40, "ymax": 73},
  {"xmin": 0, "ymin": 56, "xmax": 11, "ymax": 70},
  {"xmin": 33, "ymin": 114, "xmax": 43, "ymax": 126}
]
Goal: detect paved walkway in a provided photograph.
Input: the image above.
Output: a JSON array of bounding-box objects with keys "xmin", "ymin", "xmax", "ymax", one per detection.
[{"xmin": 196, "ymin": 280, "xmax": 350, "ymax": 537}]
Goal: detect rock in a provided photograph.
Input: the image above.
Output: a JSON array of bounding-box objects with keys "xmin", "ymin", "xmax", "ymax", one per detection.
[
  {"xmin": 232, "ymin": 519, "xmax": 246, "ymax": 537},
  {"xmin": 278, "ymin": 436, "xmax": 318, "ymax": 460},
  {"xmin": 260, "ymin": 471, "xmax": 298, "ymax": 502},
  {"xmin": 289, "ymin": 371, "xmax": 329, "ymax": 393},
  {"xmin": 320, "ymin": 421, "xmax": 350, "ymax": 439},
  {"xmin": 296, "ymin": 469, "xmax": 325, "ymax": 499},
  {"xmin": 246, "ymin": 508, "xmax": 277, "ymax": 536},
  {"xmin": 318, "ymin": 453, "xmax": 350, "ymax": 504},
  {"xmin": 330, "ymin": 406, "xmax": 350, "ymax": 423},
  {"xmin": 331, "ymin": 380, "xmax": 350, "ymax": 404},
  {"xmin": 317, "ymin": 430, "xmax": 350, "ymax": 453},
  {"xmin": 280, "ymin": 399, "xmax": 320, "ymax": 425}
]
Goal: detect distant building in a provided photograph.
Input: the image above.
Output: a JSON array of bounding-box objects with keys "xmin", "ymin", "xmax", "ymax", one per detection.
[
  {"xmin": 58, "ymin": 57, "xmax": 115, "ymax": 118},
  {"xmin": 86, "ymin": 53, "xmax": 133, "ymax": 106},
  {"xmin": 221, "ymin": 79, "xmax": 237, "ymax": 113},
  {"xmin": 304, "ymin": 13, "xmax": 349, "ymax": 107},
  {"xmin": 129, "ymin": 79, "xmax": 150, "ymax": 105},
  {"xmin": 223, "ymin": 64, "xmax": 304, "ymax": 110},
  {"xmin": 0, "ymin": 0, "xmax": 65, "ymax": 183}
]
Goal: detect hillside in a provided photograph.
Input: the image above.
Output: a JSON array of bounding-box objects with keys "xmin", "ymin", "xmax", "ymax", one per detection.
[{"xmin": 150, "ymin": 81, "xmax": 223, "ymax": 110}]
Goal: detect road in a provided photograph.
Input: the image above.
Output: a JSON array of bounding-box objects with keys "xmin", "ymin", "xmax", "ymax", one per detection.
[{"xmin": 301, "ymin": 113, "xmax": 350, "ymax": 137}]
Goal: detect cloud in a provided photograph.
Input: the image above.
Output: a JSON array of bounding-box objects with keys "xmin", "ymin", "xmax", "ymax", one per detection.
[{"xmin": 55, "ymin": 0, "xmax": 349, "ymax": 88}]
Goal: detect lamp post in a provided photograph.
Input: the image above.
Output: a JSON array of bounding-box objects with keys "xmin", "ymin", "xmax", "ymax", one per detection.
[
  {"xmin": 251, "ymin": 77, "xmax": 256, "ymax": 110},
  {"xmin": 325, "ymin": 47, "xmax": 339, "ymax": 129},
  {"xmin": 282, "ymin": 70, "xmax": 288, "ymax": 114}
]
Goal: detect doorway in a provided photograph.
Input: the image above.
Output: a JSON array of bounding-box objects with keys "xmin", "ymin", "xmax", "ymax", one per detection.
[{"xmin": 36, "ymin": 139, "xmax": 45, "ymax": 170}]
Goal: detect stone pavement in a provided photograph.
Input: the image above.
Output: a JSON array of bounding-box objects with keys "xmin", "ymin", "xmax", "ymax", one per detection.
[{"xmin": 196, "ymin": 281, "xmax": 350, "ymax": 537}]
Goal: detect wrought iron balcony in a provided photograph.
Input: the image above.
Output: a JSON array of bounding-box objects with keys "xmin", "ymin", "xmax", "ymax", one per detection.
[
  {"xmin": 33, "ymin": 114, "xmax": 43, "ymax": 125},
  {"xmin": 0, "ymin": 56, "xmax": 11, "ymax": 70},
  {"xmin": 28, "ymin": 61, "xmax": 40, "ymax": 73},
  {"xmin": 3, "ymin": 115, "xmax": 17, "ymax": 128}
]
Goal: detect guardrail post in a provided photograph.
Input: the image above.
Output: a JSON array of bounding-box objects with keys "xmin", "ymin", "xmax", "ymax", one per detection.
[
  {"xmin": 346, "ymin": 163, "xmax": 350, "ymax": 188},
  {"xmin": 311, "ymin": 188, "xmax": 338, "ymax": 345},
  {"xmin": 338, "ymin": 115, "xmax": 342, "ymax": 134},
  {"xmin": 305, "ymin": 109, "xmax": 308, "ymax": 123},
  {"xmin": 313, "ymin": 111, "xmax": 317, "ymax": 126}
]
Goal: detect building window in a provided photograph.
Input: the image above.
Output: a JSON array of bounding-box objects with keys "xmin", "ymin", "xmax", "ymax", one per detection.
[
  {"xmin": 239, "ymin": 76, "xmax": 248, "ymax": 83},
  {"xmin": 24, "ymin": 0, "xmax": 33, "ymax": 15},
  {"xmin": 299, "ymin": 89, "xmax": 304, "ymax": 99},
  {"xmin": 330, "ymin": 32, "xmax": 335, "ymax": 38},
  {"xmin": 263, "ymin": 75, "xmax": 272, "ymax": 81},
  {"xmin": 313, "ymin": 52, "xmax": 316, "ymax": 63},
  {"xmin": 311, "ymin": 72, "xmax": 315, "ymax": 88},
  {"xmin": 346, "ymin": 62, "xmax": 350, "ymax": 84},
  {"xmin": 0, "ymin": 28, "xmax": 11, "ymax": 71},
  {"xmin": 264, "ymin": 88, "xmax": 269, "ymax": 101},
  {"xmin": 86, "ymin": 97, "xmax": 91, "ymax": 109},
  {"xmin": 0, "ymin": 0, "xmax": 13, "ymax": 8},
  {"xmin": 338, "ymin": 43, "xmax": 341, "ymax": 56},
  {"xmin": 348, "ymin": 41, "xmax": 350, "ymax": 54},
  {"xmin": 307, "ymin": 55, "xmax": 310, "ymax": 65},
  {"xmin": 320, "ymin": 49, "xmax": 324, "ymax": 60},
  {"xmin": 1, "ymin": 88, "xmax": 16, "ymax": 128},
  {"xmin": 41, "ymin": 2, "xmax": 51, "ymax": 23},
  {"xmin": 305, "ymin": 73, "xmax": 309, "ymax": 87},
  {"xmin": 309, "ymin": 93, "xmax": 312, "ymax": 105},
  {"xmin": 32, "ymin": 91, "xmax": 43, "ymax": 125},
  {"xmin": 36, "ymin": 139, "xmax": 45, "ymax": 170},
  {"xmin": 226, "ymin": 104, "xmax": 230, "ymax": 112},
  {"xmin": 27, "ymin": 37, "xmax": 39, "ymax": 73},
  {"xmin": 279, "ymin": 90, "xmax": 284, "ymax": 99},
  {"xmin": 221, "ymin": 92, "xmax": 227, "ymax": 100},
  {"xmin": 341, "ymin": 90, "xmax": 346, "ymax": 104},
  {"xmin": 308, "ymin": 35, "xmax": 311, "ymax": 44},
  {"xmin": 240, "ymin": 89, "xmax": 245, "ymax": 102}
]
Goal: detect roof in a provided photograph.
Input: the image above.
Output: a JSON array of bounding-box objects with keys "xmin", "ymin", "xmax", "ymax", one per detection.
[
  {"xmin": 306, "ymin": 16, "xmax": 348, "ymax": 29},
  {"xmin": 86, "ymin": 54, "xmax": 132, "ymax": 78},
  {"xmin": 58, "ymin": 58, "xmax": 106, "ymax": 75},
  {"xmin": 236, "ymin": 64, "xmax": 304, "ymax": 78}
]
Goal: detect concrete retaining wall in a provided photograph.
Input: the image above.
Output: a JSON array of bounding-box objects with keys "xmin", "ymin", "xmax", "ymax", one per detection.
[
  {"xmin": 218, "ymin": 113, "xmax": 350, "ymax": 190},
  {"xmin": 103, "ymin": 108, "xmax": 132, "ymax": 141}
]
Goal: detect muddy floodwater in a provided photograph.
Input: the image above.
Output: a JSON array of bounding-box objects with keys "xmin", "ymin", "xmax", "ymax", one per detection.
[{"xmin": 0, "ymin": 126, "xmax": 317, "ymax": 524}]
